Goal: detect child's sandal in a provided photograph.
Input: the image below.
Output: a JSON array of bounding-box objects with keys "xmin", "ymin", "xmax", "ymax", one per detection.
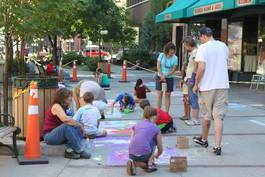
[
  {"xmin": 146, "ymin": 164, "xmax": 157, "ymax": 173},
  {"xmin": 127, "ymin": 159, "xmax": 136, "ymax": 176}
]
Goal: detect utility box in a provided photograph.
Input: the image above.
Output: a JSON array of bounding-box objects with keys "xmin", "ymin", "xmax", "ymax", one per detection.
[
  {"xmin": 170, "ymin": 156, "xmax": 187, "ymax": 172},
  {"xmin": 177, "ymin": 136, "xmax": 189, "ymax": 149}
]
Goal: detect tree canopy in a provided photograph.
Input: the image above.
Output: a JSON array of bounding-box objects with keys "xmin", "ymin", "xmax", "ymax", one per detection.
[{"xmin": 139, "ymin": 0, "xmax": 173, "ymax": 52}]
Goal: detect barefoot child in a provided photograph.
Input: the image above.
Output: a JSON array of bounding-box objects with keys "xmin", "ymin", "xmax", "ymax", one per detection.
[
  {"xmin": 139, "ymin": 99, "xmax": 176, "ymax": 133},
  {"xmin": 112, "ymin": 92, "xmax": 135, "ymax": 112},
  {"xmin": 179, "ymin": 63, "xmax": 190, "ymax": 120},
  {"xmin": 73, "ymin": 92, "xmax": 107, "ymax": 138},
  {"xmin": 127, "ymin": 106, "xmax": 163, "ymax": 176},
  {"xmin": 134, "ymin": 79, "xmax": 151, "ymax": 102}
]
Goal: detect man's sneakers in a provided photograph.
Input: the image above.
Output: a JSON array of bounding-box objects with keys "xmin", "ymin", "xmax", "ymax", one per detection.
[
  {"xmin": 185, "ymin": 119, "xmax": 200, "ymax": 126},
  {"xmin": 193, "ymin": 136, "xmax": 209, "ymax": 148},
  {"xmin": 193, "ymin": 136, "xmax": 222, "ymax": 156},
  {"xmin": 213, "ymin": 147, "xmax": 222, "ymax": 156},
  {"xmin": 127, "ymin": 159, "xmax": 136, "ymax": 176},
  {"xmin": 80, "ymin": 149, "xmax": 92, "ymax": 159}
]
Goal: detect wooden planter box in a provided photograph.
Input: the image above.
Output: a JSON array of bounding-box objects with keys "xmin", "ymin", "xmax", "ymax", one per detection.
[{"xmin": 12, "ymin": 76, "xmax": 58, "ymax": 139}]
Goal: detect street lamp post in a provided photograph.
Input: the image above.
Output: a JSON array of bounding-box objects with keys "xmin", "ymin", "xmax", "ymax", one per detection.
[{"xmin": 99, "ymin": 30, "xmax": 108, "ymax": 60}]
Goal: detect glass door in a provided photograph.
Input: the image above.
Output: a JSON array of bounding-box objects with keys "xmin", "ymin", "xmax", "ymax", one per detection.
[{"xmin": 228, "ymin": 22, "xmax": 243, "ymax": 71}]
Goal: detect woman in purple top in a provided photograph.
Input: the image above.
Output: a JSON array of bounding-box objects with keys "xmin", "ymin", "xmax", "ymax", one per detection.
[{"xmin": 127, "ymin": 106, "xmax": 163, "ymax": 176}]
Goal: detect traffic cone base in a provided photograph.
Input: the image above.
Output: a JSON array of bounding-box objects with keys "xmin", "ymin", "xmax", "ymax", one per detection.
[
  {"xmin": 119, "ymin": 80, "xmax": 130, "ymax": 83},
  {"xmin": 17, "ymin": 155, "xmax": 49, "ymax": 165}
]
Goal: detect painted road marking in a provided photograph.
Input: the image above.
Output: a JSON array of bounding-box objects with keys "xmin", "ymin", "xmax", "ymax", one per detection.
[
  {"xmin": 249, "ymin": 120, "xmax": 265, "ymax": 127},
  {"xmin": 228, "ymin": 103, "xmax": 247, "ymax": 109}
]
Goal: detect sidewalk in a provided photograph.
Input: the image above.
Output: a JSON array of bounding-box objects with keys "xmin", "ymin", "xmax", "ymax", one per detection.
[{"xmin": 1, "ymin": 64, "xmax": 265, "ymax": 177}]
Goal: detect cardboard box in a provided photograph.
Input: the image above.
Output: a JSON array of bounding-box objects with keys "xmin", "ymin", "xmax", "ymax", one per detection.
[
  {"xmin": 177, "ymin": 136, "xmax": 189, "ymax": 149},
  {"xmin": 170, "ymin": 156, "xmax": 187, "ymax": 172}
]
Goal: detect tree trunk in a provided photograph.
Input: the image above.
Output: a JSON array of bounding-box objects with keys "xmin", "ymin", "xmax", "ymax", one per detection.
[
  {"xmin": 3, "ymin": 33, "xmax": 11, "ymax": 122},
  {"xmin": 99, "ymin": 36, "xmax": 102, "ymax": 61},
  {"xmin": 48, "ymin": 35, "xmax": 59, "ymax": 65},
  {"xmin": 19, "ymin": 39, "xmax": 25, "ymax": 75}
]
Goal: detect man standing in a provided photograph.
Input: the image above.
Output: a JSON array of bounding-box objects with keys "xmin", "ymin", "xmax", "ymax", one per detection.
[{"xmin": 192, "ymin": 27, "xmax": 229, "ymax": 156}]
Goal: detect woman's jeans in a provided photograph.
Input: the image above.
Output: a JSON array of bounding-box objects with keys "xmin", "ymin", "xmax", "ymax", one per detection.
[{"xmin": 44, "ymin": 124, "xmax": 85, "ymax": 153}]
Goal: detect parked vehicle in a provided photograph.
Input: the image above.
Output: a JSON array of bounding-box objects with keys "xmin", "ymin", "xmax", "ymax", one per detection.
[
  {"xmin": 113, "ymin": 48, "xmax": 129, "ymax": 63},
  {"xmin": 83, "ymin": 45, "xmax": 111, "ymax": 61}
]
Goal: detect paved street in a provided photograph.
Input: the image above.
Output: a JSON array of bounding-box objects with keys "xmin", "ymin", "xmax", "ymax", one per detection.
[{"xmin": 1, "ymin": 64, "xmax": 265, "ymax": 177}]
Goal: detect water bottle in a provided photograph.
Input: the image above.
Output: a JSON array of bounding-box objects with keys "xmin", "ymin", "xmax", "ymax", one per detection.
[{"xmin": 66, "ymin": 108, "xmax": 74, "ymax": 116}]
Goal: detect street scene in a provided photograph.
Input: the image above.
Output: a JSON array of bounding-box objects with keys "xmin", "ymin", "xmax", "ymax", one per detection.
[{"xmin": 1, "ymin": 0, "xmax": 265, "ymax": 177}]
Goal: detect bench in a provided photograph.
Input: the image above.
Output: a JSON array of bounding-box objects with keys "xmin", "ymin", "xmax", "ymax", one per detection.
[{"xmin": 0, "ymin": 114, "xmax": 21, "ymax": 157}]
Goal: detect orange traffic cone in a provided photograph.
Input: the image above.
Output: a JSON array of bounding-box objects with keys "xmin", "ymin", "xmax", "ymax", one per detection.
[
  {"xmin": 72, "ymin": 60, "xmax": 77, "ymax": 82},
  {"xmin": 107, "ymin": 60, "xmax": 111, "ymax": 78},
  {"xmin": 17, "ymin": 82, "xmax": 49, "ymax": 165},
  {"xmin": 119, "ymin": 60, "xmax": 129, "ymax": 82}
]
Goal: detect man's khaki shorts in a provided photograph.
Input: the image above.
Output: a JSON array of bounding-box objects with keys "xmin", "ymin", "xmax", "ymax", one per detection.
[{"xmin": 199, "ymin": 89, "xmax": 228, "ymax": 120}]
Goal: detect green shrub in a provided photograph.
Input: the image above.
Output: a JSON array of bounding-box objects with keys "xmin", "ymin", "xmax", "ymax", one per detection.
[
  {"xmin": 9, "ymin": 58, "xmax": 32, "ymax": 75},
  {"xmin": 84, "ymin": 57, "xmax": 98, "ymax": 72},
  {"xmin": 62, "ymin": 51, "xmax": 84, "ymax": 66},
  {"xmin": 123, "ymin": 46, "xmax": 157, "ymax": 68}
]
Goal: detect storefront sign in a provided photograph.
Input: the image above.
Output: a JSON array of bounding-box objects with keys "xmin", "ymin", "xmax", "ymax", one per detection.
[
  {"xmin": 237, "ymin": 0, "xmax": 253, "ymax": 6},
  {"xmin": 194, "ymin": 2, "xmax": 223, "ymax": 15},
  {"xmin": 164, "ymin": 13, "xmax": 172, "ymax": 21}
]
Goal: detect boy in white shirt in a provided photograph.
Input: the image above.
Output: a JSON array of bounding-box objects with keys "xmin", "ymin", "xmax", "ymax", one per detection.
[{"xmin": 73, "ymin": 92, "xmax": 107, "ymax": 138}]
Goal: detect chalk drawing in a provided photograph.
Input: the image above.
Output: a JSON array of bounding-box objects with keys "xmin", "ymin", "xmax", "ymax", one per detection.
[
  {"xmin": 94, "ymin": 137, "xmax": 131, "ymax": 146},
  {"xmin": 131, "ymin": 82, "xmax": 156, "ymax": 87},
  {"xmin": 249, "ymin": 120, "xmax": 265, "ymax": 127},
  {"xmin": 99, "ymin": 120, "xmax": 137, "ymax": 135},
  {"xmin": 106, "ymin": 147, "xmax": 184, "ymax": 166},
  {"xmin": 228, "ymin": 103, "xmax": 247, "ymax": 109},
  {"xmin": 92, "ymin": 155, "xmax": 103, "ymax": 162},
  {"xmin": 105, "ymin": 107, "xmax": 123, "ymax": 119},
  {"xmin": 100, "ymin": 120, "xmax": 137, "ymax": 129}
]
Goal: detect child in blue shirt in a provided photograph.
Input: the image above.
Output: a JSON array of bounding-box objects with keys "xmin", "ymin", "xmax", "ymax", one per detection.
[
  {"xmin": 73, "ymin": 92, "xmax": 107, "ymax": 138},
  {"xmin": 112, "ymin": 92, "xmax": 135, "ymax": 112}
]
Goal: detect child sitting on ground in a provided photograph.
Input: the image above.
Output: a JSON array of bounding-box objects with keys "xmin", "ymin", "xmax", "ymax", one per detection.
[
  {"xmin": 139, "ymin": 99, "xmax": 176, "ymax": 133},
  {"xmin": 112, "ymin": 92, "xmax": 135, "ymax": 112},
  {"xmin": 134, "ymin": 79, "xmax": 151, "ymax": 102},
  {"xmin": 127, "ymin": 106, "xmax": 163, "ymax": 176},
  {"xmin": 73, "ymin": 92, "xmax": 107, "ymax": 138},
  {"xmin": 95, "ymin": 68, "xmax": 110, "ymax": 89}
]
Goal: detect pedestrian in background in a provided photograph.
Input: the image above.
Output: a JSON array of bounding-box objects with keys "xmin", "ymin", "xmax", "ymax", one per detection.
[{"xmin": 155, "ymin": 42, "xmax": 178, "ymax": 113}]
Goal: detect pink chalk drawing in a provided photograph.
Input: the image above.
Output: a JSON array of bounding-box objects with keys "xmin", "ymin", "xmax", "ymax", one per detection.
[
  {"xmin": 99, "ymin": 120, "xmax": 137, "ymax": 135},
  {"xmin": 106, "ymin": 147, "xmax": 184, "ymax": 166},
  {"xmin": 94, "ymin": 137, "xmax": 131, "ymax": 147}
]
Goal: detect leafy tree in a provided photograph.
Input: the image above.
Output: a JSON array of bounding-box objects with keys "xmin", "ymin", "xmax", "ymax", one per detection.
[
  {"xmin": 139, "ymin": 0, "xmax": 173, "ymax": 52},
  {"xmin": 0, "ymin": 0, "xmax": 34, "ymax": 116},
  {"xmin": 76, "ymin": 0, "xmax": 136, "ymax": 57},
  {"xmin": 27, "ymin": 0, "xmax": 86, "ymax": 65}
]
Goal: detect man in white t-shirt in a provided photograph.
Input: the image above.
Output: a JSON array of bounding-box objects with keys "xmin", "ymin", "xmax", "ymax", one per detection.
[{"xmin": 192, "ymin": 27, "xmax": 229, "ymax": 156}]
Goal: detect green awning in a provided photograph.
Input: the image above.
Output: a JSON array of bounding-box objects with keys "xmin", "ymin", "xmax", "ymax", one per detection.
[
  {"xmin": 187, "ymin": 0, "xmax": 235, "ymax": 17},
  {"xmin": 155, "ymin": 0, "xmax": 199, "ymax": 23},
  {"xmin": 235, "ymin": 0, "xmax": 265, "ymax": 7}
]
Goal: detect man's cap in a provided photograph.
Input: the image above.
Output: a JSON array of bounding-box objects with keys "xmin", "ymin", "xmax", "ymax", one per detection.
[{"xmin": 199, "ymin": 27, "xmax": 213, "ymax": 37}]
